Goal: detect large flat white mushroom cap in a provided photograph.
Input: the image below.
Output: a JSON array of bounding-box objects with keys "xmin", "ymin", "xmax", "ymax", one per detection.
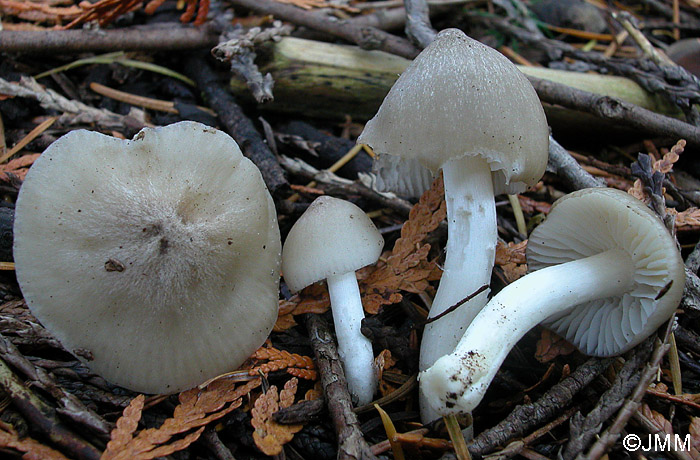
[
  {"xmin": 358, "ymin": 28, "xmax": 549, "ymax": 196},
  {"xmin": 14, "ymin": 121, "xmax": 281, "ymax": 394},
  {"xmin": 281, "ymin": 196, "xmax": 384, "ymax": 292},
  {"xmin": 527, "ymin": 188, "xmax": 685, "ymax": 356}
]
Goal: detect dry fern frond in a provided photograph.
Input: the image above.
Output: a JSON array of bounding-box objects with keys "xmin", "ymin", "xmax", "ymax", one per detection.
[
  {"xmin": 362, "ymin": 175, "xmax": 446, "ymax": 313},
  {"xmin": 252, "ymin": 378, "xmax": 304, "ymax": 455},
  {"xmin": 102, "ymin": 378, "xmax": 261, "ymax": 460},
  {"xmin": 250, "ymin": 346, "xmax": 316, "ymax": 380}
]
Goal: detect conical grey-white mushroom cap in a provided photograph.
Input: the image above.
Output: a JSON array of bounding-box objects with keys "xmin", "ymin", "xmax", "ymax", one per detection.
[
  {"xmin": 358, "ymin": 28, "xmax": 549, "ymax": 196},
  {"xmin": 527, "ymin": 188, "xmax": 684, "ymax": 356},
  {"xmin": 282, "ymin": 196, "xmax": 384, "ymax": 292},
  {"xmin": 14, "ymin": 121, "xmax": 281, "ymax": 394}
]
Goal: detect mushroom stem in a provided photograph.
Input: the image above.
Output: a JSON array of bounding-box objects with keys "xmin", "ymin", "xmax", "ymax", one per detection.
[
  {"xmin": 327, "ymin": 271, "xmax": 376, "ymax": 405},
  {"xmin": 419, "ymin": 155, "xmax": 496, "ymax": 421},
  {"xmin": 420, "ymin": 248, "xmax": 634, "ymax": 416}
]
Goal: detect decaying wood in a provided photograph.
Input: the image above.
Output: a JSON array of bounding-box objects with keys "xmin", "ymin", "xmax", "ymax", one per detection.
[{"xmin": 228, "ymin": 36, "xmax": 690, "ymax": 140}]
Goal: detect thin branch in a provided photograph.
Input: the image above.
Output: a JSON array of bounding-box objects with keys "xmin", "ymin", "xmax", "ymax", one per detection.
[
  {"xmin": 469, "ymin": 357, "xmax": 614, "ymax": 456},
  {"xmin": 228, "ymin": 0, "xmax": 419, "ymax": 59},
  {"xmin": 547, "ymin": 136, "xmax": 606, "ymax": 191},
  {"xmin": 183, "ymin": 53, "xmax": 288, "ymax": 194},
  {"xmin": 529, "ymin": 76, "xmax": 700, "ymax": 147},
  {"xmin": 404, "ymin": 0, "xmax": 437, "ymax": 48},
  {"xmin": 0, "ymin": 24, "xmax": 218, "ymax": 54},
  {"xmin": 0, "ymin": 352, "xmax": 102, "ymax": 460},
  {"xmin": 305, "ymin": 313, "xmax": 378, "ymax": 460}
]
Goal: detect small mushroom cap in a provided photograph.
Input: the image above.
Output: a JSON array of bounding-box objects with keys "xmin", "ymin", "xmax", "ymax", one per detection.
[
  {"xmin": 14, "ymin": 121, "xmax": 281, "ymax": 394},
  {"xmin": 527, "ymin": 188, "xmax": 685, "ymax": 356},
  {"xmin": 282, "ymin": 196, "xmax": 384, "ymax": 292},
  {"xmin": 358, "ymin": 28, "xmax": 549, "ymax": 195}
]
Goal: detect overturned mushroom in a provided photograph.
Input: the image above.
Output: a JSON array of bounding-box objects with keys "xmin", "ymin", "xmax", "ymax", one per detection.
[
  {"xmin": 357, "ymin": 28, "xmax": 549, "ymax": 421},
  {"xmin": 13, "ymin": 121, "xmax": 281, "ymax": 394},
  {"xmin": 420, "ymin": 188, "xmax": 685, "ymax": 415},
  {"xmin": 282, "ymin": 196, "xmax": 384, "ymax": 405}
]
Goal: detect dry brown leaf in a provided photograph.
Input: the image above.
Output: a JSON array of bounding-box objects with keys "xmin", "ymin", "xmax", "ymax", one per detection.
[
  {"xmin": 252, "ymin": 378, "xmax": 304, "ymax": 455},
  {"xmin": 274, "ymin": 285, "xmax": 330, "ymax": 331},
  {"xmin": 362, "ymin": 175, "xmax": 446, "ymax": 313},
  {"xmin": 629, "ymin": 139, "xmax": 685, "ymax": 204},
  {"xmin": 103, "ymin": 394, "xmax": 144, "ymax": 455},
  {"xmin": 304, "ymin": 381, "xmax": 323, "ymax": 401},
  {"xmin": 690, "ymin": 417, "xmax": 700, "ymax": 450},
  {"xmin": 495, "ymin": 241, "xmax": 527, "ymax": 265},
  {"xmin": 535, "ymin": 329, "xmax": 576, "ymax": 362},
  {"xmin": 517, "ymin": 195, "xmax": 552, "ymax": 214},
  {"xmin": 639, "ymin": 402, "xmax": 674, "ymax": 434},
  {"xmin": 102, "ymin": 378, "xmax": 261, "ymax": 460},
  {"xmin": 496, "ymin": 241, "xmax": 528, "ymax": 282},
  {"xmin": 674, "ymin": 208, "xmax": 700, "ymax": 228},
  {"xmin": 250, "ymin": 346, "xmax": 315, "ymax": 379},
  {"xmin": 654, "ymin": 139, "xmax": 685, "ymax": 173},
  {"xmin": 0, "ymin": 420, "xmax": 70, "ymax": 460}
]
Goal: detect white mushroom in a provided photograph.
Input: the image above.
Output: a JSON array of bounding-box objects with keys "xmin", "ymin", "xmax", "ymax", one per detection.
[
  {"xmin": 357, "ymin": 28, "xmax": 549, "ymax": 421},
  {"xmin": 420, "ymin": 188, "xmax": 685, "ymax": 415},
  {"xmin": 282, "ymin": 196, "xmax": 384, "ymax": 405},
  {"xmin": 13, "ymin": 121, "xmax": 281, "ymax": 394}
]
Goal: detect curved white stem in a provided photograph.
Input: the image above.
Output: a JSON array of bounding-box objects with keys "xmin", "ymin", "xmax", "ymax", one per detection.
[
  {"xmin": 419, "ymin": 155, "xmax": 496, "ymax": 422},
  {"xmin": 327, "ymin": 271, "xmax": 376, "ymax": 405},
  {"xmin": 420, "ymin": 249, "xmax": 634, "ymax": 416}
]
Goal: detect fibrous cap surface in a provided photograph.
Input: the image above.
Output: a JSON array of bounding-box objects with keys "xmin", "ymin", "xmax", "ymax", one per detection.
[
  {"xmin": 14, "ymin": 121, "xmax": 281, "ymax": 394},
  {"xmin": 282, "ymin": 196, "xmax": 384, "ymax": 292},
  {"xmin": 358, "ymin": 28, "xmax": 549, "ymax": 195},
  {"xmin": 527, "ymin": 188, "xmax": 684, "ymax": 356}
]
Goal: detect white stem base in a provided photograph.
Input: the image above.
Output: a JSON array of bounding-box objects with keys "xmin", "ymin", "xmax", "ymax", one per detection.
[
  {"xmin": 419, "ymin": 155, "xmax": 496, "ymax": 422},
  {"xmin": 327, "ymin": 271, "xmax": 377, "ymax": 406},
  {"xmin": 420, "ymin": 249, "xmax": 634, "ymax": 415}
]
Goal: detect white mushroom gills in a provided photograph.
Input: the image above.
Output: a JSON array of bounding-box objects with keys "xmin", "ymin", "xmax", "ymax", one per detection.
[
  {"xmin": 357, "ymin": 28, "xmax": 549, "ymax": 422},
  {"xmin": 281, "ymin": 196, "xmax": 384, "ymax": 405},
  {"xmin": 13, "ymin": 121, "xmax": 281, "ymax": 394},
  {"xmin": 420, "ymin": 188, "xmax": 685, "ymax": 415}
]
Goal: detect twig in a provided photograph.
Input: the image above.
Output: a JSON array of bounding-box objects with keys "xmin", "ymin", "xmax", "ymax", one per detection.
[
  {"xmin": 305, "ymin": 313, "xmax": 378, "ymax": 460},
  {"xmin": 183, "ymin": 53, "xmax": 288, "ymax": 194},
  {"xmin": 529, "ymin": 76, "xmax": 700, "ymax": 146},
  {"xmin": 547, "ymin": 136, "xmax": 606, "ymax": 191},
  {"xmin": 474, "ymin": 14, "xmax": 700, "ymax": 125},
  {"xmin": 487, "ymin": 406, "xmax": 579, "ymax": 459},
  {"xmin": 469, "ymin": 357, "xmax": 614, "ymax": 456},
  {"xmin": 0, "ymin": 334, "xmax": 112, "ymax": 437},
  {"xmin": 562, "ymin": 337, "xmax": 655, "ymax": 460},
  {"xmin": 212, "ymin": 23, "xmax": 293, "ymax": 103},
  {"xmin": 579, "ymin": 321, "xmax": 675, "ymax": 460},
  {"xmin": 0, "ymin": 24, "xmax": 218, "ymax": 54},
  {"xmin": 404, "ymin": 0, "xmax": 436, "ymax": 49},
  {"xmin": 0, "ymin": 355, "xmax": 102, "ymax": 460},
  {"xmin": 278, "ymin": 154, "xmax": 413, "ymax": 215},
  {"xmin": 0, "ymin": 76, "xmax": 146, "ymax": 135},
  {"xmin": 228, "ymin": 0, "xmax": 419, "ymax": 59},
  {"xmin": 423, "ymin": 285, "xmax": 489, "ymax": 325},
  {"xmin": 201, "ymin": 426, "xmax": 237, "ymax": 460}
]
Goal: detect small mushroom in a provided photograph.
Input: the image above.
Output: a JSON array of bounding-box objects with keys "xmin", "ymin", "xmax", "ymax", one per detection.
[
  {"xmin": 420, "ymin": 188, "xmax": 685, "ymax": 415},
  {"xmin": 357, "ymin": 28, "xmax": 549, "ymax": 420},
  {"xmin": 282, "ymin": 196, "xmax": 384, "ymax": 405},
  {"xmin": 13, "ymin": 121, "xmax": 281, "ymax": 394}
]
